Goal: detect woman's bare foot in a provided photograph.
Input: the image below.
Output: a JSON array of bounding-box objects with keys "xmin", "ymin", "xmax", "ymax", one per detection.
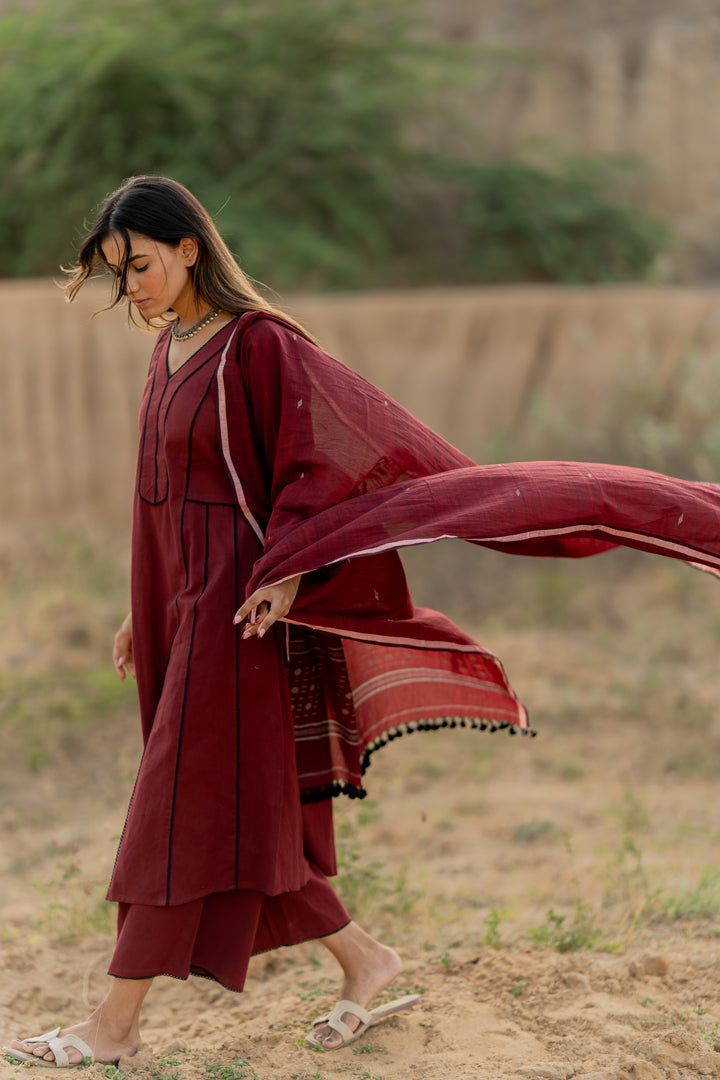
[
  {"xmin": 9, "ymin": 976, "xmax": 152, "ymax": 1066},
  {"xmin": 312, "ymin": 922, "xmax": 404, "ymax": 1050},
  {"xmin": 9, "ymin": 1015, "xmax": 140, "ymax": 1065}
]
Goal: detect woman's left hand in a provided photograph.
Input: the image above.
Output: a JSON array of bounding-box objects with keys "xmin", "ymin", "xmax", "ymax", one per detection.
[{"xmin": 234, "ymin": 574, "xmax": 302, "ymax": 640}]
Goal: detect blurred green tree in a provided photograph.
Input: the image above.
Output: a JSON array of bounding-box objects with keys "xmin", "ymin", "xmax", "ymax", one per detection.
[{"xmin": 0, "ymin": 0, "xmax": 668, "ymax": 288}]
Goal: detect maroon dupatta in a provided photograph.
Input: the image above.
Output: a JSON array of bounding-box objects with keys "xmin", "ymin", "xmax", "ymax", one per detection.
[{"xmin": 216, "ymin": 314, "xmax": 720, "ymax": 798}]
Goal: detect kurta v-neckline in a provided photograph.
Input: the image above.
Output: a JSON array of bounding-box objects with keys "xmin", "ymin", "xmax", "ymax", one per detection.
[{"xmin": 165, "ymin": 318, "xmax": 238, "ymax": 379}]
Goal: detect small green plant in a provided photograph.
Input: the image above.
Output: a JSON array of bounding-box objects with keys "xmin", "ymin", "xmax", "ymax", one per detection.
[
  {"xmin": 334, "ymin": 816, "xmax": 421, "ymax": 922},
  {"xmin": 699, "ymin": 1020, "xmax": 720, "ymax": 1046},
  {"xmin": 510, "ymin": 982, "xmax": 527, "ymax": 998},
  {"xmin": 601, "ymin": 794, "xmax": 667, "ymax": 939},
  {"xmin": 527, "ymin": 903, "xmax": 602, "ymax": 952},
  {"xmin": 205, "ymin": 1060, "xmax": 257, "ymax": 1080},
  {"xmin": 140, "ymin": 1052, "xmax": 183, "ymax": 1080},
  {"xmin": 483, "ymin": 907, "xmax": 505, "ymax": 950},
  {"xmin": 352, "ymin": 1042, "xmax": 389, "ymax": 1055},
  {"xmin": 633, "ymin": 1001, "xmax": 718, "ymax": 1041},
  {"xmin": 440, "ymin": 952, "xmax": 452, "ymax": 968},
  {"xmin": 662, "ymin": 870, "xmax": 720, "ymax": 922},
  {"xmin": 31, "ymin": 850, "xmax": 115, "ymax": 944}
]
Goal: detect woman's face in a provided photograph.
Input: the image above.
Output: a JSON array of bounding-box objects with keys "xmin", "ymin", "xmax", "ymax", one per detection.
[{"xmin": 100, "ymin": 229, "xmax": 196, "ymax": 319}]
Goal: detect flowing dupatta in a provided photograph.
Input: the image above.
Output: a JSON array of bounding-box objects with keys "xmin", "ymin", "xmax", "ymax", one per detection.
[{"xmin": 217, "ymin": 314, "xmax": 720, "ymax": 799}]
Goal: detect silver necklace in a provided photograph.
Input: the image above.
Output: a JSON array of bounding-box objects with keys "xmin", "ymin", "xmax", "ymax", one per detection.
[{"xmin": 171, "ymin": 307, "xmax": 220, "ymax": 342}]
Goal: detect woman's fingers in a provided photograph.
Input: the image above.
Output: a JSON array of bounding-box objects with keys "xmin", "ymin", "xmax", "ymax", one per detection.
[
  {"xmin": 113, "ymin": 617, "xmax": 136, "ymax": 681},
  {"xmin": 251, "ymin": 602, "xmax": 284, "ymax": 639},
  {"xmin": 235, "ymin": 590, "xmax": 274, "ymax": 630},
  {"xmin": 234, "ymin": 576, "xmax": 302, "ymax": 640},
  {"xmin": 114, "ymin": 646, "xmax": 136, "ymax": 680},
  {"xmin": 240, "ymin": 601, "xmax": 274, "ymax": 639},
  {"xmin": 234, "ymin": 596, "xmax": 260, "ymax": 625}
]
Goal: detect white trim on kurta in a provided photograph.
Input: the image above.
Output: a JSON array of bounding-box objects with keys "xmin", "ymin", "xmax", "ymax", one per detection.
[{"xmin": 216, "ymin": 322, "xmax": 266, "ymax": 545}]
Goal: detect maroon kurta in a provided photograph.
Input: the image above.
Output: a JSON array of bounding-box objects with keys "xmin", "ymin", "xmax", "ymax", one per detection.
[
  {"xmin": 109, "ymin": 312, "xmax": 720, "ymax": 912},
  {"xmin": 107, "ymin": 322, "xmax": 311, "ymax": 907}
]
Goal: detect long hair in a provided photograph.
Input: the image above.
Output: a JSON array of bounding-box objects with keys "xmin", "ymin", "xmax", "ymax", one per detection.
[{"xmin": 65, "ymin": 175, "xmax": 316, "ymax": 340}]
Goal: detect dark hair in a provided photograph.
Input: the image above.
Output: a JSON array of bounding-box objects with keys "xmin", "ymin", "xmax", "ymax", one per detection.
[{"xmin": 65, "ymin": 175, "xmax": 315, "ymax": 339}]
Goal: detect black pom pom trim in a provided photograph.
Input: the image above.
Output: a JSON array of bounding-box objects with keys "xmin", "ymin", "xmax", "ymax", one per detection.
[{"xmin": 300, "ymin": 714, "xmax": 536, "ymax": 803}]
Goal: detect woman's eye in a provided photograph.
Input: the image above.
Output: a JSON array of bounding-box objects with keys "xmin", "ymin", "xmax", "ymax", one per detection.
[{"xmin": 135, "ymin": 264, "xmax": 149, "ymax": 273}]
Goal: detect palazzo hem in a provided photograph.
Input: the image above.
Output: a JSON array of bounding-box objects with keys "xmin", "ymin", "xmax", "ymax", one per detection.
[{"xmin": 107, "ymin": 916, "xmax": 353, "ymax": 994}]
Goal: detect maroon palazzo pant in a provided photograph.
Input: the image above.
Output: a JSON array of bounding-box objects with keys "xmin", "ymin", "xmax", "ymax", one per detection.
[{"xmin": 109, "ymin": 802, "xmax": 351, "ymax": 992}]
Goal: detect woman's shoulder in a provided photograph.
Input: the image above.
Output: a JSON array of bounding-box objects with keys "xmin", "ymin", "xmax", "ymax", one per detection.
[{"xmin": 236, "ymin": 310, "xmax": 314, "ymax": 350}]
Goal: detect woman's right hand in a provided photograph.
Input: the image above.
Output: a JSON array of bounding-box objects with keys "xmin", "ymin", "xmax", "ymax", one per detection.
[{"xmin": 113, "ymin": 612, "xmax": 136, "ymax": 681}]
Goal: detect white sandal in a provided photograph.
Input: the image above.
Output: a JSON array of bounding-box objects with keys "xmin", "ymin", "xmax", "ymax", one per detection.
[
  {"xmin": 5, "ymin": 1027, "xmax": 99, "ymax": 1069},
  {"xmin": 306, "ymin": 993, "xmax": 420, "ymax": 1050}
]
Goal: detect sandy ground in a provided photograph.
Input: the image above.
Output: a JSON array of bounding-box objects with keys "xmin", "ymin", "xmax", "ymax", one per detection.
[{"xmin": 1, "ymin": 540, "xmax": 719, "ymax": 1080}]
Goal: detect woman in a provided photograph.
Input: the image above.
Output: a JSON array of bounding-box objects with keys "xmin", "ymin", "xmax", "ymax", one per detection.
[{"xmin": 8, "ymin": 176, "xmax": 720, "ymax": 1067}]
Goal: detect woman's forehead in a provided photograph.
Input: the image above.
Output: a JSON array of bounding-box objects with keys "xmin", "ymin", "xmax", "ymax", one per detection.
[{"xmin": 100, "ymin": 230, "xmax": 152, "ymax": 265}]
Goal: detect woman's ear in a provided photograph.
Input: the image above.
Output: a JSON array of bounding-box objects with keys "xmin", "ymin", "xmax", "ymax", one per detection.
[{"xmin": 179, "ymin": 238, "xmax": 199, "ymax": 267}]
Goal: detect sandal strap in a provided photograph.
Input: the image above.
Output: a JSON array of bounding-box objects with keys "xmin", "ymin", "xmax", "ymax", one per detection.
[
  {"xmin": 45, "ymin": 1032, "xmax": 94, "ymax": 1068},
  {"xmin": 12, "ymin": 1028, "xmax": 86, "ymax": 1069},
  {"xmin": 21, "ymin": 1028, "xmax": 61, "ymax": 1046},
  {"xmin": 323, "ymin": 999, "xmax": 372, "ymax": 1042},
  {"xmin": 333, "ymin": 1000, "xmax": 372, "ymax": 1023}
]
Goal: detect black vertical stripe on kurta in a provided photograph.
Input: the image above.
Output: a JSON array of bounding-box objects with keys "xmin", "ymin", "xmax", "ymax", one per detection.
[
  {"xmin": 165, "ymin": 502, "xmax": 211, "ymax": 905},
  {"xmin": 233, "ymin": 504, "xmax": 241, "ymax": 889},
  {"xmin": 165, "ymin": 366, "xmax": 221, "ymax": 904}
]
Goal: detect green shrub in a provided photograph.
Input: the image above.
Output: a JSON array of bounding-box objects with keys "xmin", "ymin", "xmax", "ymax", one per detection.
[
  {"xmin": 0, "ymin": 0, "xmax": 668, "ymax": 288},
  {"xmin": 440, "ymin": 155, "xmax": 669, "ymax": 284}
]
